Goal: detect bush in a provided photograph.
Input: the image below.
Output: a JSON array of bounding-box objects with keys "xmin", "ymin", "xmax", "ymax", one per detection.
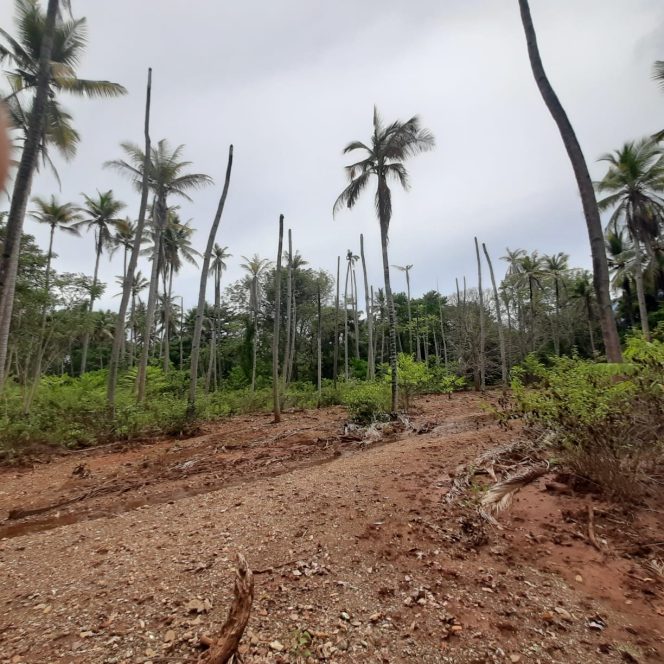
[
  {"xmin": 342, "ymin": 382, "xmax": 390, "ymax": 424},
  {"xmin": 511, "ymin": 337, "xmax": 664, "ymax": 500}
]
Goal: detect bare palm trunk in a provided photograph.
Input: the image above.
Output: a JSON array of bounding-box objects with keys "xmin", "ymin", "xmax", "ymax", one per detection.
[
  {"xmin": 163, "ymin": 265, "xmax": 174, "ymax": 372},
  {"xmin": 438, "ymin": 298, "xmax": 448, "ymax": 371},
  {"xmin": 475, "ymin": 238, "xmax": 486, "ymax": 391},
  {"xmin": 288, "ymin": 295, "xmax": 296, "ymax": 382},
  {"xmin": 518, "ymin": 0, "xmax": 622, "ymax": 362},
  {"xmin": 187, "ymin": 145, "xmax": 233, "ymax": 416},
  {"xmin": 360, "ymin": 235, "xmax": 374, "ymax": 379},
  {"xmin": 380, "ymin": 223, "xmax": 398, "ymax": 414},
  {"xmin": 553, "ymin": 279, "xmax": 561, "ymax": 355},
  {"xmin": 351, "ymin": 266, "xmax": 360, "ymax": 360},
  {"xmin": 272, "ymin": 214, "xmax": 284, "ymax": 423},
  {"xmin": 343, "ymin": 261, "xmax": 350, "ymax": 380},
  {"xmin": 482, "ymin": 243, "xmax": 507, "ymax": 386},
  {"xmin": 317, "ymin": 283, "xmax": 322, "ymax": 407},
  {"xmin": 405, "ymin": 270, "xmax": 413, "ymax": 356},
  {"xmin": 250, "ymin": 279, "xmax": 258, "ymax": 392},
  {"xmin": 80, "ymin": 234, "xmax": 103, "ymax": 374},
  {"xmin": 0, "ymin": 0, "xmax": 59, "ymax": 389},
  {"xmin": 108, "ymin": 68, "xmax": 152, "ymax": 408},
  {"xmin": 333, "ymin": 256, "xmax": 340, "ymax": 387}
]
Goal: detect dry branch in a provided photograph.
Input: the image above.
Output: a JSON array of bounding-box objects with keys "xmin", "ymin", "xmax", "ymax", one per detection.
[
  {"xmin": 480, "ymin": 465, "xmax": 549, "ymax": 522},
  {"xmin": 199, "ymin": 553, "xmax": 254, "ymax": 664}
]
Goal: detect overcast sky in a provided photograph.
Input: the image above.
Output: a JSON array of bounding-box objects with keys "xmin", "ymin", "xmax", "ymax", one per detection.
[{"xmin": 1, "ymin": 0, "xmax": 663, "ymax": 309}]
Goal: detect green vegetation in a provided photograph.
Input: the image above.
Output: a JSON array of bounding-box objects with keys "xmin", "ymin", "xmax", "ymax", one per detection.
[{"xmin": 511, "ymin": 335, "xmax": 664, "ymax": 500}]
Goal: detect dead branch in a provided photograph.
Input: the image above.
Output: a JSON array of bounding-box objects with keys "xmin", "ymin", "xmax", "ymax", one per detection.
[
  {"xmin": 480, "ymin": 465, "xmax": 549, "ymax": 520},
  {"xmin": 199, "ymin": 553, "xmax": 254, "ymax": 664},
  {"xmin": 586, "ymin": 501, "xmax": 606, "ymax": 553}
]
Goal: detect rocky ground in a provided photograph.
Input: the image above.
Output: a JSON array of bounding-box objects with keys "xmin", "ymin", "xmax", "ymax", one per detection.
[{"xmin": 0, "ymin": 392, "xmax": 662, "ymax": 663}]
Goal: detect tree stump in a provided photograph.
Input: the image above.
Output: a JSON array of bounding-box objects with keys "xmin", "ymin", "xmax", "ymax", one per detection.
[{"xmin": 199, "ymin": 553, "xmax": 254, "ymax": 664}]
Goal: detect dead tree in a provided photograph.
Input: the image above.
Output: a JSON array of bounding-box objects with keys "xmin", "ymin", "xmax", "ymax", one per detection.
[{"xmin": 199, "ymin": 553, "xmax": 254, "ymax": 664}]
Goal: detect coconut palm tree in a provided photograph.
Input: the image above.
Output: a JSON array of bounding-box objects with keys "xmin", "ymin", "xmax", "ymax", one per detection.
[
  {"xmin": 654, "ymin": 60, "xmax": 664, "ymax": 139},
  {"xmin": 595, "ymin": 138, "xmax": 664, "ymax": 340},
  {"xmin": 570, "ymin": 272, "xmax": 597, "ymax": 355},
  {"xmin": 334, "ymin": 108, "xmax": 434, "ymax": 413},
  {"xmin": 0, "ymin": 0, "xmax": 126, "ymax": 387},
  {"xmin": 393, "ymin": 264, "xmax": 414, "ymax": 356},
  {"xmin": 543, "ymin": 252, "xmax": 569, "ymax": 355},
  {"xmin": 517, "ymin": 0, "xmax": 621, "ymax": 362},
  {"xmin": 606, "ymin": 229, "xmax": 636, "ymax": 327},
  {"xmin": 75, "ymin": 189, "xmax": 125, "ymax": 373},
  {"xmin": 518, "ymin": 251, "xmax": 546, "ymax": 351},
  {"xmin": 206, "ymin": 244, "xmax": 231, "ymax": 390},
  {"xmin": 240, "ymin": 254, "xmax": 272, "ymax": 391},
  {"xmin": 106, "ymin": 139, "xmax": 212, "ymax": 400},
  {"xmin": 25, "ymin": 194, "xmax": 81, "ymax": 407},
  {"xmin": 109, "ymin": 218, "xmax": 140, "ymax": 283}
]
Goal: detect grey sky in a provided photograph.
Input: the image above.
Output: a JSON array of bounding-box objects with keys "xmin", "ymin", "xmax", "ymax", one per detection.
[{"xmin": 2, "ymin": 0, "xmax": 663, "ymax": 309}]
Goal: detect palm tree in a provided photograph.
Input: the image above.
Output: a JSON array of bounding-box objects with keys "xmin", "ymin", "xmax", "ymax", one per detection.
[
  {"xmin": 106, "ymin": 139, "xmax": 212, "ymax": 401},
  {"xmin": 240, "ymin": 254, "xmax": 272, "ymax": 392},
  {"xmin": 76, "ymin": 190, "xmax": 125, "ymax": 373},
  {"xmin": 595, "ymin": 138, "xmax": 664, "ymax": 340},
  {"xmin": 359, "ymin": 234, "xmax": 374, "ymax": 379},
  {"xmin": 517, "ymin": 0, "xmax": 621, "ymax": 362},
  {"xmin": 206, "ymin": 244, "xmax": 231, "ymax": 390},
  {"xmin": 543, "ymin": 252, "xmax": 569, "ymax": 355},
  {"xmin": 283, "ymin": 248, "xmax": 307, "ymax": 384},
  {"xmin": 393, "ymin": 264, "xmax": 414, "ymax": 356},
  {"xmin": 109, "ymin": 218, "xmax": 140, "ymax": 283},
  {"xmin": 26, "ymin": 194, "xmax": 80, "ymax": 407},
  {"xmin": 126, "ymin": 270, "xmax": 149, "ymax": 366},
  {"xmin": 654, "ymin": 61, "xmax": 664, "ymax": 139},
  {"xmin": 517, "ymin": 251, "xmax": 546, "ymax": 351},
  {"xmin": 0, "ymin": 0, "xmax": 126, "ymax": 387},
  {"xmin": 606, "ymin": 230, "xmax": 636, "ymax": 327},
  {"xmin": 571, "ymin": 272, "xmax": 597, "ymax": 356},
  {"xmin": 334, "ymin": 108, "xmax": 434, "ymax": 413}
]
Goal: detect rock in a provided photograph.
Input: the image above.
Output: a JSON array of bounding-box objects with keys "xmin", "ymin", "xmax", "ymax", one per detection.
[
  {"xmin": 340, "ymin": 611, "xmax": 350, "ymax": 621},
  {"xmin": 164, "ymin": 629, "xmax": 176, "ymax": 643},
  {"xmin": 510, "ymin": 655, "xmax": 521, "ymax": 663},
  {"xmin": 269, "ymin": 640, "xmax": 284, "ymax": 652},
  {"xmin": 184, "ymin": 598, "xmax": 206, "ymax": 614},
  {"xmin": 554, "ymin": 607, "xmax": 572, "ymax": 621}
]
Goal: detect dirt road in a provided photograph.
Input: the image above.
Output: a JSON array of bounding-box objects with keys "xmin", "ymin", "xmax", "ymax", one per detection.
[{"xmin": 0, "ymin": 393, "xmax": 661, "ymax": 663}]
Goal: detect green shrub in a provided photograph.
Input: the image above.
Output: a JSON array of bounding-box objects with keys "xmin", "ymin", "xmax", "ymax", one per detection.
[
  {"xmin": 511, "ymin": 336, "xmax": 664, "ymax": 500},
  {"xmin": 342, "ymin": 381, "xmax": 390, "ymax": 424}
]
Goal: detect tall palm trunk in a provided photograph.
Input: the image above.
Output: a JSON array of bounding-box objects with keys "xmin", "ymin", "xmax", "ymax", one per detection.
[
  {"xmin": 250, "ymin": 277, "xmax": 258, "ymax": 392},
  {"xmin": 108, "ymin": 68, "xmax": 152, "ymax": 408},
  {"xmin": 482, "ymin": 243, "xmax": 507, "ymax": 386},
  {"xmin": 333, "ymin": 256, "xmax": 340, "ymax": 387},
  {"xmin": 518, "ymin": 0, "xmax": 622, "ymax": 362},
  {"xmin": 80, "ymin": 233, "xmax": 103, "ymax": 374},
  {"xmin": 360, "ymin": 234, "xmax": 374, "ymax": 379},
  {"xmin": 343, "ymin": 260, "xmax": 350, "ymax": 380},
  {"xmin": 405, "ymin": 270, "xmax": 413, "ymax": 356},
  {"xmin": 288, "ymin": 293, "xmax": 296, "ymax": 381},
  {"xmin": 438, "ymin": 300, "xmax": 449, "ymax": 370},
  {"xmin": 187, "ymin": 145, "xmax": 233, "ymax": 416},
  {"xmin": 351, "ymin": 266, "xmax": 360, "ymax": 360},
  {"xmin": 474, "ymin": 237, "xmax": 486, "ymax": 391},
  {"xmin": 162, "ymin": 265, "xmax": 174, "ymax": 371},
  {"xmin": 630, "ymin": 232, "xmax": 650, "ymax": 340},
  {"xmin": 272, "ymin": 214, "xmax": 284, "ymax": 423},
  {"xmin": 136, "ymin": 194, "xmax": 166, "ymax": 401},
  {"xmin": 380, "ymin": 221, "xmax": 398, "ymax": 414},
  {"xmin": 316, "ymin": 283, "xmax": 322, "ymax": 406},
  {"xmin": 585, "ymin": 294, "xmax": 597, "ymax": 355},
  {"xmin": 0, "ymin": 0, "xmax": 59, "ymax": 389}
]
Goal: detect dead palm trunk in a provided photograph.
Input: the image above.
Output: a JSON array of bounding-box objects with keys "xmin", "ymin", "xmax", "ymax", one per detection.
[
  {"xmin": 187, "ymin": 145, "xmax": 233, "ymax": 416},
  {"xmin": 482, "ymin": 243, "xmax": 507, "ymax": 386},
  {"xmin": 438, "ymin": 299, "xmax": 449, "ymax": 370},
  {"xmin": 162, "ymin": 265, "xmax": 174, "ymax": 372},
  {"xmin": 518, "ymin": 0, "xmax": 621, "ymax": 362},
  {"xmin": 317, "ymin": 282, "xmax": 322, "ymax": 407},
  {"xmin": 351, "ymin": 265, "xmax": 360, "ymax": 360},
  {"xmin": 360, "ymin": 235, "xmax": 374, "ymax": 379},
  {"xmin": 333, "ymin": 256, "xmax": 340, "ymax": 387},
  {"xmin": 250, "ymin": 278, "xmax": 259, "ymax": 392},
  {"xmin": 585, "ymin": 294, "xmax": 597, "ymax": 355},
  {"xmin": 405, "ymin": 268, "xmax": 413, "ymax": 356},
  {"xmin": 474, "ymin": 238, "xmax": 486, "ymax": 391},
  {"xmin": 0, "ymin": 0, "xmax": 59, "ymax": 389},
  {"xmin": 272, "ymin": 214, "xmax": 284, "ymax": 423},
  {"xmin": 108, "ymin": 68, "xmax": 152, "ymax": 408},
  {"xmin": 80, "ymin": 232, "xmax": 104, "ymax": 374},
  {"xmin": 288, "ymin": 293, "xmax": 296, "ymax": 382},
  {"xmin": 343, "ymin": 260, "xmax": 350, "ymax": 380}
]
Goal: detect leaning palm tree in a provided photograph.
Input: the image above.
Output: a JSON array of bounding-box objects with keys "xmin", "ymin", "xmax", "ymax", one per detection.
[
  {"xmin": 106, "ymin": 139, "xmax": 212, "ymax": 401},
  {"xmin": 75, "ymin": 189, "xmax": 125, "ymax": 373},
  {"xmin": 26, "ymin": 194, "xmax": 81, "ymax": 407},
  {"xmin": 595, "ymin": 138, "xmax": 664, "ymax": 340},
  {"xmin": 240, "ymin": 254, "xmax": 272, "ymax": 392},
  {"xmin": 334, "ymin": 108, "xmax": 434, "ymax": 413},
  {"xmin": 0, "ymin": 0, "xmax": 126, "ymax": 387},
  {"xmin": 517, "ymin": 0, "xmax": 621, "ymax": 362}
]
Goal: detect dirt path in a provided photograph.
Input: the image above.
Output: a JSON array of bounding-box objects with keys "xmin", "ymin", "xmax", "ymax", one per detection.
[{"xmin": 0, "ymin": 393, "xmax": 662, "ymax": 663}]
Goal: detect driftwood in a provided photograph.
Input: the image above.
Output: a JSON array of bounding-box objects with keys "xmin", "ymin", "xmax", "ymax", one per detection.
[{"xmin": 199, "ymin": 553, "xmax": 254, "ymax": 664}]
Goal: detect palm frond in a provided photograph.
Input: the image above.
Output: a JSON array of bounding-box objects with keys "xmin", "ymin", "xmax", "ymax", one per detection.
[{"xmin": 333, "ymin": 170, "xmax": 371, "ymax": 217}]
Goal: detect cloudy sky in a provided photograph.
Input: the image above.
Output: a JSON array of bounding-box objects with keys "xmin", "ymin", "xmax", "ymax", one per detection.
[{"xmin": 2, "ymin": 0, "xmax": 663, "ymax": 309}]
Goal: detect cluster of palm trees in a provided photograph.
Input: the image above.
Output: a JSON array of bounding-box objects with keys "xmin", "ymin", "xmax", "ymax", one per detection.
[{"xmin": 1, "ymin": 0, "xmax": 663, "ymax": 422}]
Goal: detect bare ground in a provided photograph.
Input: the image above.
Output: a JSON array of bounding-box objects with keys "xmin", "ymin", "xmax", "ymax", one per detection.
[{"xmin": 0, "ymin": 392, "xmax": 662, "ymax": 663}]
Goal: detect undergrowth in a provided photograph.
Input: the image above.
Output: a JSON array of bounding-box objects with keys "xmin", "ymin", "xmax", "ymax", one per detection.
[{"xmin": 511, "ymin": 336, "xmax": 664, "ymax": 501}]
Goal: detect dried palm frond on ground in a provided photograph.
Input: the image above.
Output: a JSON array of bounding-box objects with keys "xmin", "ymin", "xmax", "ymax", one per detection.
[{"xmin": 479, "ymin": 464, "xmax": 550, "ymax": 523}]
